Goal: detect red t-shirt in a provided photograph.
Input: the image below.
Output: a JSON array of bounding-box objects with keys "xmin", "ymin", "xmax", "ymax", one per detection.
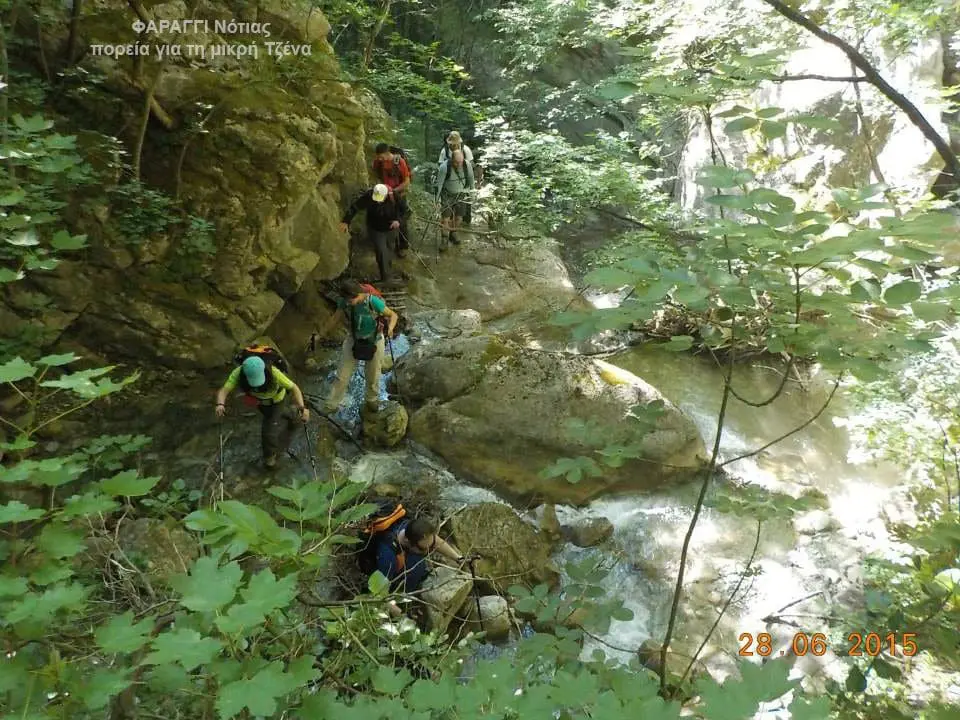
[{"xmin": 373, "ymin": 156, "xmax": 411, "ymax": 190}]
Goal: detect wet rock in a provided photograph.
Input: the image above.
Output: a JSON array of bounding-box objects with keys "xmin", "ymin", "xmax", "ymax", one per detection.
[
  {"xmin": 794, "ymin": 510, "xmax": 837, "ymax": 535},
  {"xmin": 420, "ymin": 565, "xmax": 473, "ymax": 633},
  {"xmin": 361, "ymin": 400, "xmax": 408, "ymax": 448},
  {"xmin": 539, "ymin": 503, "xmax": 563, "ymax": 548},
  {"xmin": 565, "ymin": 517, "xmax": 614, "ymax": 547},
  {"xmin": 410, "ymin": 309, "xmax": 483, "ymax": 339},
  {"xmin": 399, "ymin": 334, "xmax": 706, "ymax": 505},
  {"xmin": 466, "ymin": 595, "xmax": 513, "ymax": 641},
  {"xmin": 449, "ymin": 503, "xmax": 559, "ymax": 593},
  {"xmin": 115, "ymin": 518, "xmax": 200, "ymax": 589}
]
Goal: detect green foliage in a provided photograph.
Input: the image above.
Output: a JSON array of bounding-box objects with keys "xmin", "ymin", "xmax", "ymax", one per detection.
[{"xmin": 0, "ymin": 112, "xmax": 92, "ymax": 282}]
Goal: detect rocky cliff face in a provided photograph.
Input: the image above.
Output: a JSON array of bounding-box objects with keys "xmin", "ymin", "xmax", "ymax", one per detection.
[{"xmin": 4, "ymin": 0, "xmax": 389, "ymax": 368}]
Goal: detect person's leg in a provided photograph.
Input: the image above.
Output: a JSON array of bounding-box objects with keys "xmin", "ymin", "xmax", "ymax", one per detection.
[
  {"xmin": 449, "ymin": 200, "xmax": 464, "ymax": 244},
  {"xmin": 324, "ymin": 337, "xmax": 358, "ymax": 413},
  {"xmin": 363, "ymin": 335, "xmax": 386, "ymax": 408},
  {"xmin": 259, "ymin": 402, "xmax": 281, "ymax": 466},
  {"xmin": 275, "ymin": 398, "xmax": 298, "ymax": 457},
  {"xmin": 371, "ymin": 229, "xmax": 391, "ymax": 282}
]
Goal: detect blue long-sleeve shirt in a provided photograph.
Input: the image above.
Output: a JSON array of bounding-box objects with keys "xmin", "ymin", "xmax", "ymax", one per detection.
[{"xmin": 374, "ymin": 520, "xmax": 430, "ymax": 593}]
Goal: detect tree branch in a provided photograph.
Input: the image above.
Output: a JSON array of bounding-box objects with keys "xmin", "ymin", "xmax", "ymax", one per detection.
[
  {"xmin": 772, "ymin": 73, "xmax": 866, "ymax": 82},
  {"xmin": 758, "ymin": 0, "xmax": 960, "ymax": 191}
]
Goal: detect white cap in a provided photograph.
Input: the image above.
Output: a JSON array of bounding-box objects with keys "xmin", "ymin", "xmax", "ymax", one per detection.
[{"xmin": 372, "ymin": 184, "xmax": 389, "ymax": 202}]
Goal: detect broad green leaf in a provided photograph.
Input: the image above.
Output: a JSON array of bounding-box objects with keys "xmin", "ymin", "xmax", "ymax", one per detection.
[
  {"xmin": 215, "ymin": 661, "xmax": 300, "ymax": 719},
  {"xmin": 406, "ymin": 676, "xmax": 458, "ymax": 712},
  {"xmin": 790, "ymin": 114, "xmax": 843, "ymax": 131},
  {"xmin": 597, "ymin": 81, "xmax": 638, "ymax": 101},
  {"xmin": 0, "ymin": 357, "xmax": 37, "ymax": 383},
  {"xmin": 850, "ymin": 279, "xmax": 881, "ymax": 302},
  {"xmin": 7, "ymin": 229, "xmax": 40, "ymax": 246},
  {"xmin": 0, "ymin": 267, "xmax": 26, "ymax": 282},
  {"xmin": 725, "ymin": 117, "xmax": 759, "ymax": 132},
  {"xmin": 215, "ymin": 569, "xmax": 299, "ymax": 635},
  {"xmin": 81, "ymin": 669, "xmax": 132, "ymax": 710},
  {"xmin": 883, "ymin": 280, "xmax": 922, "ymax": 306},
  {"xmin": 697, "ymin": 657, "xmax": 797, "ymax": 720},
  {"xmin": 95, "ymin": 610, "xmax": 155, "ymax": 654},
  {"xmin": 61, "ymin": 491, "xmax": 120, "ymax": 519},
  {"xmin": 50, "ymin": 230, "xmax": 88, "ymax": 250},
  {"xmin": 37, "ymin": 353, "xmax": 79, "ymax": 367},
  {"xmin": 705, "ymin": 193, "xmax": 753, "ymax": 210},
  {"xmin": 583, "ymin": 266, "xmax": 635, "ymax": 288},
  {"xmin": 912, "ymin": 301, "xmax": 950, "ymax": 322},
  {"xmin": 6, "ymin": 582, "xmax": 89, "ymax": 624},
  {"xmin": 146, "ymin": 663, "xmax": 193, "ymax": 693},
  {"xmin": 0, "ymin": 500, "xmax": 45, "ymax": 523},
  {"xmin": 788, "ymin": 695, "xmax": 833, "ymax": 720},
  {"xmin": 36, "ymin": 523, "xmax": 86, "ymax": 558},
  {"xmin": 170, "ymin": 557, "xmax": 242, "ymax": 612},
  {"xmin": 144, "ymin": 628, "xmax": 223, "ymax": 670},
  {"xmin": 0, "ymin": 574, "xmax": 29, "ymax": 597},
  {"xmin": 845, "ymin": 665, "xmax": 867, "ymax": 692},
  {"xmin": 0, "ymin": 188, "xmax": 25, "ymax": 205},
  {"xmin": 368, "ymin": 570, "xmax": 390, "ymax": 596},
  {"xmin": 373, "ymin": 666, "xmax": 413, "ymax": 695},
  {"xmin": 715, "ymin": 104, "xmax": 752, "ymax": 118},
  {"xmin": 664, "ymin": 335, "xmax": 694, "ymax": 352},
  {"xmin": 755, "ymin": 107, "xmax": 783, "ymax": 119},
  {"xmin": 0, "ymin": 434, "xmax": 35, "ymax": 452},
  {"xmin": 759, "ymin": 120, "xmax": 787, "ymax": 139},
  {"xmin": 696, "ymin": 165, "xmax": 754, "ymax": 189},
  {"xmin": 99, "ymin": 469, "xmax": 160, "ymax": 497}
]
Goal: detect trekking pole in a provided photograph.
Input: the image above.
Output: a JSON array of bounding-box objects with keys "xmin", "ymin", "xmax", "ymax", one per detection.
[
  {"xmin": 217, "ymin": 417, "xmax": 225, "ymax": 484},
  {"xmin": 387, "ymin": 333, "xmax": 401, "ymax": 399},
  {"xmin": 301, "ymin": 419, "xmax": 318, "ymax": 481},
  {"xmin": 467, "ymin": 557, "xmax": 484, "ymax": 632}
]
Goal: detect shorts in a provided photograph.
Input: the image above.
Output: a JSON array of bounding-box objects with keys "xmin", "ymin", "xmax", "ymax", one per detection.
[{"xmin": 440, "ymin": 192, "xmax": 470, "ymax": 220}]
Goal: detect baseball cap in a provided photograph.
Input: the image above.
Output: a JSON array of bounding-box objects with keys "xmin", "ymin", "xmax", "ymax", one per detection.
[
  {"xmin": 241, "ymin": 356, "xmax": 266, "ymax": 387},
  {"xmin": 372, "ymin": 184, "xmax": 389, "ymax": 202}
]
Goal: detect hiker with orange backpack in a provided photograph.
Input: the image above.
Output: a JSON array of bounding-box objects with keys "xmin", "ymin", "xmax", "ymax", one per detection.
[
  {"xmin": 355, "ymin": 501, "xmax": 465, "ymax": 617},
  {"xmin": 315, "ymin": 279, "xmax": 398, "ymax": 414},
  {"xmin": 214, "ymin": 346, "xmax": 310, "ymax": 469}
]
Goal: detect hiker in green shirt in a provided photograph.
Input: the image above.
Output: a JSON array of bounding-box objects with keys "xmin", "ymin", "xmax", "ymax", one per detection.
[
  {"xmin": 214, "ymin": 349, "xmax": 310, "ymax": 468},
  {"xmin": 317, "ymin": 280, "xmax": 399, "ymax": 413}
]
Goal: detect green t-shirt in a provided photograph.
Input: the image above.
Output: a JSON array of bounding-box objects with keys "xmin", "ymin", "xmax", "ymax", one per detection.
[
  {"xmin": 338, "ymin": 294, "xmax": 387, "ymax": 341},
  {"xmin": 223, "ymin": 365, "xmax": 295, "ymax": 403}
]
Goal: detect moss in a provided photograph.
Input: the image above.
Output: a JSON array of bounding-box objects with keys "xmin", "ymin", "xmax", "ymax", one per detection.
[{"xmin": 477, "ymin": 335, "xmax": 516, "ymax": 372}]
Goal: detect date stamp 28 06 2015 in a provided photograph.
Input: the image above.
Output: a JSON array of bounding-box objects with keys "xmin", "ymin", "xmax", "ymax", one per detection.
[{"xmin": 738, "ymin": 632, "xmax": 918, "ymax": 658}]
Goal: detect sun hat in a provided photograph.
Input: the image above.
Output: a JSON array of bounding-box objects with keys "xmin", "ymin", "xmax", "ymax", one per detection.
[
  {"xmin": 372, "ymin": 184, "xmax": 389, "ymax": 202},
  {"xmin": 241, "ymin": 356, "xmax": 266, "ymax": 387}
]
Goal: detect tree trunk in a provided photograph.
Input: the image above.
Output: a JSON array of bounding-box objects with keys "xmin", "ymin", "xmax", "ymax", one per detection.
[
  {"xmin": 759, "ymin": 0, "xmax": 960, "ymax": 195},
  {"xmin": 65, "ymin": 0, "xmax": 83, "ymax": 66},
  {"xmin": 361, "ymin": 0, "xmax": 392, "ymax": 72},
  {"xmin": 132, "ymin": 62, "xmax": 165, "ymax": 181}
]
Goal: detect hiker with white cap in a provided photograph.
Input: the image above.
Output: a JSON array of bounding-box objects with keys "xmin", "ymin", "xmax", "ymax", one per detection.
[
  {"xmin": 339, "ymin": 183, "xmax": 402, "ymax": 283},
  {"xmin": 214, "ymin": 348, "xmax": 309, "ymax": 469}
]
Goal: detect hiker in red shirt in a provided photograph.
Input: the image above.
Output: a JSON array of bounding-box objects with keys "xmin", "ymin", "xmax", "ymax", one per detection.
[{"xmin": 372, "ymin": 143, "xmax": 412, "ymax": 258}]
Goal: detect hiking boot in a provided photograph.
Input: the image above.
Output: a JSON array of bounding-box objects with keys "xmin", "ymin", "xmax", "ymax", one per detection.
[{"xmin": 448, "ymin": 232, "xmax": 460, "ymax": 245}]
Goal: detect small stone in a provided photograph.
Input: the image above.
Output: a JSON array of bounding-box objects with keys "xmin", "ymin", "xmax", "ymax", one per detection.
[
  {"xmin": 794, "ymin": 510, "xmax": 836, "ymax": 535},
  {"xmin": 566, "ymin": 517, "xmax": 615, "ymax": 547},
  {"xmin": 539, "ymin": 503, "xmax": 562, "ymax": 545},
  {"xmin": 467, "ymin": 595, "xmax": 512, "ymax": 641}
]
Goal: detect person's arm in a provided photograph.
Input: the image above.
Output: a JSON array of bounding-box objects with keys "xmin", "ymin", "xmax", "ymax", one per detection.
[
  {"xmin": 466, "ymin": 161, "xmax": 475, "ymax": 190},
  {"xmin": 215, "ymin": 368, "xmax": 241, "ymax": 416},
  {"xmin": 382, "ymin": 307, "xmax": 398, "ymax": 337},
  {"xmin": 464, "ymin": 145, "xmax": 474, "ymax": 163},
  {"xmin": 432, "ymin": 536, "xmax": 463, "ymax": 563},
  {"xmin": 339, "ymin": 191, "xmax": 369, "ymax": 231},
  {"xmin": 395, "ymin": 159, "xmax": 412, "ymax": 193},
  {"xmin": 273, "ymin": 369, "xmax": 310, "ymax": 421},
  {"xmin": 435, "ymin": 160, "xmax": 446, "ymax": 201}
]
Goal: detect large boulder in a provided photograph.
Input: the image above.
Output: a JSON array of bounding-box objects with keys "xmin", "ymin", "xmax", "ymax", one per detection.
[
  {"xmin": 449, "ymin": 503, "xmax": 559, "ymax": 593},
  {"xmin": 11, "ymin": 2, "xmax": 375, "ymax": 368},
  {"xmin": 420, "ymin": 565, "xmax": 473, "ymax": 633},
  {"xmin": 465, "ymin": 595, "xmax": 513, "ymax": 641},
  {"xmin": 396, "ymin": 335, "xmax": 707, "ymax": 505},
  {"xmin": 565, "ymin": 517, "xmax": 615, "ymax": 548},
  {"xmin": 361, "ymin": 400, "xmax": 408, "ymax": 448}
]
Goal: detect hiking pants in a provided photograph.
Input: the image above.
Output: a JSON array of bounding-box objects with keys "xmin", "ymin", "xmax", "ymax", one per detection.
[
  {"xmin": 324, "ymin": 334, "xmax": 385, "ymax": 412},
  {"xmin": 369, "ymin": 228, "xmax": 396, "ymax": 282},
  {"xmin": 258, "ymin": 400, "xmax": 297, "ymax": 461}
]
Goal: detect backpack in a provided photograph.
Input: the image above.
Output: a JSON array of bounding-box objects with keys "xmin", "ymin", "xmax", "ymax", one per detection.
[
  {"xmin": 233, "ymin": 345, "xmax": 288, "ymax": 393},
  {"xmin": 359, "ymin": 283, "xmax": 384, "ymax": 300},
  {"xmin": 356, "ymin": 500, "xmax": 407, "ymax": 575},
  {"xmin": 348, "ymin": 296, "xmax": 382, "ymax": 361},
  {"xmin": 374, "ymin": 149, "xmax": 412, "ymax": 187}
]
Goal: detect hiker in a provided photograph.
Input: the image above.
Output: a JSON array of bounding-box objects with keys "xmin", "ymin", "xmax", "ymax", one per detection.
[
  {"xmin": 339, "ymin": 184, "xmax": 401, "ymax": 283},
  {"xmin": 372, "ymin": 142, "xmax": 412, "ymax": 257},
  {"xmin": 437, "ymin": 130, "xmax": 474, "ymax": 165},
  {"xmin": 214, "ymin": 346, "xmax": 310, "ymax": 469},
  {"xmin": 317, "ymin": 279, "xmax": 398, "ymax": 414},
  {"xmin": 436, "ymin": 149, "xmax": 474, "ymax": 247},
  {"xmin": 376, "ymin": 515, "xmax": 464, "ymax": 616}
]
